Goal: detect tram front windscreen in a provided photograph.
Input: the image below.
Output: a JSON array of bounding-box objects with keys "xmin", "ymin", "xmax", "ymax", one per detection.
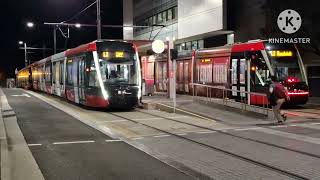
[{"xmin": 264, "ymin": 43, "xmax": 306, "ymax": 82}]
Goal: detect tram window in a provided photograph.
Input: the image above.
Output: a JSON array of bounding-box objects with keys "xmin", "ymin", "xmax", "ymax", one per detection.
[
  {"xmin": 45, "ymin": 63, "xmax": 51, "ymax": 83},
  {"xmin": 250, "ymin": 51, "xmax": 270, "ymax": 87},
  {"xmin": 60, "ymin": 61, "xmax": 64, "ymax": 84},
  {"xmin": 88, "ymin": 62, "xmax": 99, "ymax": 87},
  {"xmin": 66, "ymin": 60, "xmax": 73, "ymax": 85},
  {"xmin": 52, "ymin": 63, "xmax": 56, "ymax": 83}
]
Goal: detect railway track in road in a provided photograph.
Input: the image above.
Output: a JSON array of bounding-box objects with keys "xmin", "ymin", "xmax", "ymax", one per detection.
[
  {"xmin": 289, "ymin": 109, "xmax": 320, "ymax": 116},
  {"xmin": 108, "ymin": 110, "xmax": 312, "ymax": 180},
  {"xmin": 136, "ymin": 109, "xmax": 320, "ymax": 159}
]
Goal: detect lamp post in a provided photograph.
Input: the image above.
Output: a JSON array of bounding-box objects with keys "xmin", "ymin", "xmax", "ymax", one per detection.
[{"xmin": 18, "ymin": 41, "xmax": 28, "ymax": 67}]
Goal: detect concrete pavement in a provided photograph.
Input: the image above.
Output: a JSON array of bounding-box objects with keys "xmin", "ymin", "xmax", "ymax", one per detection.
[{"xmin": 2, "ymin": 88, "xmax": 195, "ymax": 180}]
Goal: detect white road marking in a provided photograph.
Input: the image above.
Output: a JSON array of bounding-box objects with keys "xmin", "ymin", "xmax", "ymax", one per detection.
[
  {"xmin": 131, "ymin": 137, "xmax": 144, "ymax": 140},
  {"xmin": 168, "ymin": 116, "xmax": 188, "ymax": 119},
  {"xmin": 11, "ymin": 94, "xmax": 31, "ymax": 98},
  {"xmin": 132, "ymin": 117, "xmax": 163, "ymax": 121},
  {"xmin": 98, "ymin": 120, "xmax": 128, "ymax": 123},
  {"xmin": 233, "ymin": 127, "xmax": 263, "ymax": 131},
  {"xmin": 53, "ymin": 140, "xmax": 95, "ymax": 145},
  {"xmin": 28, "ymin": 144, "xmax": 42, "ymax": 146},
  {"xmin": 310, "ymin": 123, "xmax": 320, "ymax": 125},
  {"xmin": 176, "ymin": 133, "xmax": 187, "ymax": 136},
  {"xmin": 105, "ymin": 139, "xmax": 122, "ymax": 142},
  {"xmin": 253, "ymin": 128, "xmax": 320, "ymax": 145},
  {"xmin": 154, "ymin": 135, "xmax": 171, "ymax": 138},
  {"xmin": 195, "ymin": 131, "xmax": 216, "ymax": 134}
]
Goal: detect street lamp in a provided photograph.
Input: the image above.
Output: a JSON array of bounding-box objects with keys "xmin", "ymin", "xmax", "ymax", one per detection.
[
  {"xmin": 26, "ymin": 22, "xmax": 34, "ymax": 28},
  {"xmin": 18, "ymin": 41, "xmax": 28, "ymax": 67},
  {"xmin": 75, "ymin": 23, "xmax": 81, "ymax": 28}
]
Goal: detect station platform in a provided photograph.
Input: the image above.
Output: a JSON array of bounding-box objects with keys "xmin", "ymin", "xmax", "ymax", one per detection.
[
  {"xmin": 142, "ymin": 93, "xmax": 320, "ymax": 126},
  {"xmin": 2, "ymin": 88, "xmax": 320, "ymax": 180}
]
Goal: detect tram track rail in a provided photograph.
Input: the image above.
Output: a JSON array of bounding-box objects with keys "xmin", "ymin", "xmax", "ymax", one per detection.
[
  {"xmin": 107, "ymin": 110, "xmax": 310, "ymax": 180},
  {"xmin": 136, "ymin": 109, "xmax": 320, "ymax": 159}
]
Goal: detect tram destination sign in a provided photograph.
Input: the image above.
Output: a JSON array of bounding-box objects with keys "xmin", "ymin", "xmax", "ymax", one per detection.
[
  {"xmin": 268, "ymin": 50, "xmax": 293, "ymax": 57},
  {"xmin": 101, "ymin": 51, "xmax": 127, "ymax": 60}
]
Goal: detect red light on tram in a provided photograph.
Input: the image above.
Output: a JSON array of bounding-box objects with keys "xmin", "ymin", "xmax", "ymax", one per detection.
[{"xmin": 287, "ymin": 77, "xmax": 299, "ymax": 83}]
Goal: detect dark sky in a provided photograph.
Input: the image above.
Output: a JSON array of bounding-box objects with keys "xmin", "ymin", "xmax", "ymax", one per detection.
[{"xmin": 1, "ymin": 0, "xmax": 123, "ymax": 78}]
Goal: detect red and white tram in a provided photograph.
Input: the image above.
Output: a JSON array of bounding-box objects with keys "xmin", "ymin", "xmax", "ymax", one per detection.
[
  {"xmin": 142, "ymin": 40, "xmax": 309, "ymax": 105},
  {"xmin": 17, "ymin": 40, "xmax": 142, "ymax": 109}
]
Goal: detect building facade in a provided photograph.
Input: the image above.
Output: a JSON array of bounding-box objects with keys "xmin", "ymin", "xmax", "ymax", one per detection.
[
  {"xmin": 123, "ymin": 0, "xmax": 320, "ymax": 96},
  {"xmin": 123, "ymin": 0, "xmax": 233, "ymax": 51}
]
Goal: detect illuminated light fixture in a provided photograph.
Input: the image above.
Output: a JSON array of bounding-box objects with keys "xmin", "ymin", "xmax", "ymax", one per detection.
[
  {"xmin": 288, "ymin": 92, "xmax": 309, "ymax": 95},
  {"xmin": 115, "ymin": 51, "xmax": 124, "ymax": 58},
  {"xmin": 102, "ymin": 52, "xmax": 109, "ymax": 58},
  {"xmin": 27, "ymin": 22, "xmax": 34, "ymax": 28},
  {"xmin": 287, "ymin": 77, "xmax": 299, "ymax": 83},
  {"xmin": 166, "ymin": 37, "xmax": 170, "ymax": 41},
  {"xmin": 201, "ymin": 59, "xmax": 212, "ymax": 63},
  {"xmin": 18, "ymin": 41, "xmax": 24, "ymax": 45},
  {"xmin": 85, "ymin": 68, "xmax": 90, "ymax": 72},
  {"xmin": 269, "ymin": 50, "xmax": 293, "ymax": 57},
  {"xmin": 75, "ymin": 23, "xmax": 81, "ymax": 28},
  {"xmin": 251, "ymin": 66, "xmax": 257, "ymax": 71},
  {"xmin": 152, "ymin": 40, "xmax": 165, "ymax": 54},
  {"xmin": 123, "ymin": 26, "xmax": 133, "ymax": 31}
]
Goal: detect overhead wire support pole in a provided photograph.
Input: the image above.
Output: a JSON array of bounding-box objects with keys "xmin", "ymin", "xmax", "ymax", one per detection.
[
  {"xmin": 97, "ymin": 0, "xmax": 102, "ymax": 39},
  {"xmin": 54, "ymin": 26, "xmax": 57, "ymax": 54},
  {"xmin": 24, "ymin": 43, "xmax": 28, "ymax": 67}
]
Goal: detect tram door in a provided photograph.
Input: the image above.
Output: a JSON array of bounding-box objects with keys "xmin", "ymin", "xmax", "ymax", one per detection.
[
  {"xmin": 78, "ymin": 58, "xmax": 86, "ymax": 104},
  {"xmin": 231, "ymin": 58, "xmax": 247, "ymax": 101}
]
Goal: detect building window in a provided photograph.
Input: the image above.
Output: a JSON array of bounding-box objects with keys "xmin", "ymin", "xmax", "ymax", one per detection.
[
  {"xmin": 153, "ymin": 15, "xmax": 157, "ymax": 24},
  {"xmin": 198, "ymin": 40, "xmax": 204, "ymax": 49},
  {"xmin": 192, "ymin": 41, "xmax": 198, "ymax": 50},
  {"xmin": 162, "ymin": 11, "xmax": 167, "ymax": 22},
  {"xmin": 167, "ymin": 9, "xmax": 173, "ymax": 21},
  {"xmin": 149, "ymin": 17, "xmax": 153, "ymax": 25},
  {"xmin": 173, "ymin": 6, "xmax": 178, "ymax": 19},
  {"xmin": 186, "ymin": 42, "xmax": 192, "ymax": 50},
  {"xmin": 157, "ymin": 13, "xmax": 163, "ymax": 23}
]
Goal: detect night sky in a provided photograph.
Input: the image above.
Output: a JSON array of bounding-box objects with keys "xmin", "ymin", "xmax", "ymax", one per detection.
[{"xmin": 1, "ymin": 0, "xmax": 123, "ymax": 81}]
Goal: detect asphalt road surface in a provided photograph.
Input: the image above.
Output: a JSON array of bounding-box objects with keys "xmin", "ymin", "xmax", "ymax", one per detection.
[{"xmin": 3, "ymin": 88, "xmax": 195, "ymax": 180}]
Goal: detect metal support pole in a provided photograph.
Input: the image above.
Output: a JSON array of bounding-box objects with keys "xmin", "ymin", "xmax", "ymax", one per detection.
[
  {"xmin": 24, "ymin": 43, "xmax": 28, "ymax": 67},
  {"xmin": 97, "ymin": 0, "xmax": 102, "ymax": 39},
  {"xmin": 53, "ymin": 26, "xmax": 57, "ymax": 54}
]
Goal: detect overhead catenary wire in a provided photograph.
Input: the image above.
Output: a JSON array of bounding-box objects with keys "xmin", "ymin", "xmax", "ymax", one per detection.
[{"xmin": 61, "ymin": 0, "xmax": 97, "ymax": 24}]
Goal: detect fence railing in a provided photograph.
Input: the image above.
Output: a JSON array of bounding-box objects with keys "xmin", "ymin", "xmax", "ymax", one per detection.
[{"xmin": 191, "ymin": 83, "xmax": 270, "ymax": 115}]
